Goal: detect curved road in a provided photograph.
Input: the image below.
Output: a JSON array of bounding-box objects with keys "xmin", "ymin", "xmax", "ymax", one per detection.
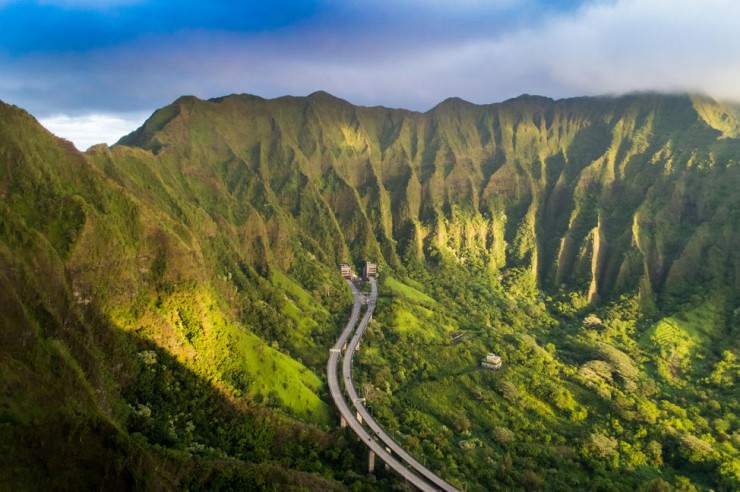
[
  {"xmin": 328, "ymin": 278, "xmax": 459, "ymax": 492},
  {"xmin": 327, "ymin": 279, "xmax": 436, "ymax": 491},
  {"xmin": 342, "ymin": 278, "xmax": 459, "ymax": 492}
]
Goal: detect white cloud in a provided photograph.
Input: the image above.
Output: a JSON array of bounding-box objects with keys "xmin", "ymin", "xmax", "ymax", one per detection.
[
  {"xmin": 308, "ymin": 0, "xmax": 740, "ymax": 105},
  {"xmin": 4, "ymin": 0, "xmax": 740, "ymax": 117},
  {"xmin": 39, "ymin": 112, "xmax": 149, "ymax": 151},
  {"xmin": 499, "ymin": 0, "xmax": 740, "ymax": 101},
  {"xmin": 147, "ymin": 0, "xmax": 740, "ymax": 107}
]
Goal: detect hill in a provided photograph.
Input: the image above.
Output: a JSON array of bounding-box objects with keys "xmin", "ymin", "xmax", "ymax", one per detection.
[
  {"xmin": 1, "ymin": 91, "xmax": 738, "ymax": 490},
  {"xmin": 117, "ymin": 91, "xmax": 740, "ymax": 305}
]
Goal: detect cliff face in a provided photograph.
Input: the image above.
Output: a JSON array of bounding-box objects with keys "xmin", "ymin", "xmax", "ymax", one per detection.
[
  {"xmin": 3, "ymin": 91, "xmax": 740, "ymax": 488},
  {"xmin": 117, "ymin": 91, "xmax": 740, "ymax": 303},
  {"xmin": 0, "ymin": 99, "xmax": 351, "ymax": 489}
]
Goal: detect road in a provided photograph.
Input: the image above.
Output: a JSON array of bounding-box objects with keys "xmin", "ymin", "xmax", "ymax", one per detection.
[
  {"xmin": 342, "ymin": 278, "xmax": 459, "ymax": 492},
  {"xmin": 327, "ymin": 279, "xmax": 436, "ymax": 491},
  {"xmin": 327, "ymin": 278, "xmax": 459, "ymax": 492}
]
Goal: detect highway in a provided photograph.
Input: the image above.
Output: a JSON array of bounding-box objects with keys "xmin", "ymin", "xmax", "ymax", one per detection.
[
  {"xmin": 327, "ymin": 277, "xmax": 459, "ymax": 492},
  {"xmin": 342, "ymin": 278, "xmax": 459, "ymax": 492},
  {"xmin": 327, "ymin": 279, "xmax": 436, "ymax": 491}
]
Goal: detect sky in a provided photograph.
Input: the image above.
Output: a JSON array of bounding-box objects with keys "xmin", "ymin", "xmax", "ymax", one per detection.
[{"xmin": 2, "ymin": 0, "xmax": 740, "ymax": 150}]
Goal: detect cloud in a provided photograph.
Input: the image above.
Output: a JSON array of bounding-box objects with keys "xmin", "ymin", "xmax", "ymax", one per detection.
[
  {"xmin": 276, "ymin": 0, "xmax": 740, "ymax": 105},
  {"xmin": 38, "ymin": 112, "xmax": 149, "ymax": 150},
  {"xmin": 135, "ymin": 0, "xmax": 738, "ymax": 107},
  {"xmin": 503, "ymin": 0, "xmax": 740, "ymax": 100},
  {"xmin": 4, "ymin": 0, "xmax": 740, "ymax": 149}
]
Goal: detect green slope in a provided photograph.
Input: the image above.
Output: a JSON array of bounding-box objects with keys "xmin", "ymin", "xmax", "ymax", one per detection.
[
  {"xmin": 1, "ymin": 90, "xmax": 740, "ymax": 490},
  {"xmin": 116, "ymin": 91, "xmax": 740, "ymax": 306},
  {"xmin": 0, "ymin": 100, "xmax": 372, "ymax": 491}
]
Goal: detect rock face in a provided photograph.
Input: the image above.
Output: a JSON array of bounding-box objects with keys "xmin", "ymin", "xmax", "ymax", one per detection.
[
  {"xmin": 2, "ymin": 91, "xmax": 740, "ymax": 489},
  {"xmin": 119, "ymin": 91, "xmax": 740, "ymax": 303}
]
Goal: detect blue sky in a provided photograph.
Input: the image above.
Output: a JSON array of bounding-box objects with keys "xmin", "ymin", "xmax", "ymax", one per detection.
[{"xmin": 2, "ymin": 0, "xmax": 739, "ymax": 149}]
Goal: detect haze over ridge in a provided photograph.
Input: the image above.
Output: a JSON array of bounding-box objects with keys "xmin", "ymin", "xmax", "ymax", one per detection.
[{"xmin": 0, "ymin": 0, "xmax": 737, "ymax": 148}]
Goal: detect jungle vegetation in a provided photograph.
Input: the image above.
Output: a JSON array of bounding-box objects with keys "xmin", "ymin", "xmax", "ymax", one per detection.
[{"xmin": 0, "ymin": 91, "xmax": 738, "ymax": 490}]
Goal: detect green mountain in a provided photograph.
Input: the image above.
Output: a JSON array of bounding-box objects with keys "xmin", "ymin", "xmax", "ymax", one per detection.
[
  {"xmin": 118, "ymin": 91, "xmax": 740, "ymax": 304},
  {"xmin": 1, "ymin": 92, "xmax": 738, "ymax": 490}
]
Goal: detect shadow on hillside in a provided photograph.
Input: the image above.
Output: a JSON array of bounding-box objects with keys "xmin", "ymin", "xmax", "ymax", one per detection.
[{"xmin": 0, "ymin": 270, "xmax": 378, "ymax": 491}]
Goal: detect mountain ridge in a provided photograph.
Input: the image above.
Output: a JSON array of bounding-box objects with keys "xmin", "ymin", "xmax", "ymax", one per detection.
[
  {"xmin": 113, "ymin": 90, "xmax": 740, "ymax": 306},
  {"xmin": 2, "ymin": 92, "xmax": 739, "ymax": 490}
]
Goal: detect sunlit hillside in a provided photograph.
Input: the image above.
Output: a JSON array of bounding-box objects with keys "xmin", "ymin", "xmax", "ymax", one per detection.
[{"xmin": 1, "ymin": 92, "xmax": 738, "ymax": 490}]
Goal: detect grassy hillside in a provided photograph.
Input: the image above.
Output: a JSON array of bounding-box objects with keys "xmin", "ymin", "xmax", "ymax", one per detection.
[
  {"xmin": 357, "ymin": 266, "xmax": 739, "ymax": 490},
  {"xmin": 0, "ymin": 100, "xmax": 388, "ymax": 490},
  {"xmin": 117, "ymin": 91, "xmax": 740, "ymax": 307},
  {"xmin": 1, "ymin": 90, "xmax": 739, "ymax": 490}
]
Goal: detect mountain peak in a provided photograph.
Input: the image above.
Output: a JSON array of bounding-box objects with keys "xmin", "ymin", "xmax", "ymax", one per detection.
[
  {"xmin": 208, "ymin": 93, "xmax": 266, "ymax": 104},
  {"xmin": 500, "ymin": 94, "xmax": 554, "ymax": 109},
  {"xmin": 306, "ymin": 90, "xmax": 352, "ymax": 107},
  {"xmin": 429, "ymin": 96, "xmax": 476, "ymax": 113},
  {"xmin": 307, "ymin": 90, "xmax": 337, "ymax": 99},
  {"xmin": 691, "ymin": 93, "xmax": 740, "ymax": 138},
  {"xmin": 173, "ymin": 94, "xmax": 201, "ymax": 106}
]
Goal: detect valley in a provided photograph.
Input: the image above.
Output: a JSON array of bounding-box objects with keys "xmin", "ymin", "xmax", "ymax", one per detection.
[{"xmin": 0, "ymin": 91, "xmax": 738, "ymax": 490}]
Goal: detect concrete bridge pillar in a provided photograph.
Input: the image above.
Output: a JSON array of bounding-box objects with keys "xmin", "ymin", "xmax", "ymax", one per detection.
[
  {"xmin": 340, "ymin": 416, "xmax": 347, "ymax": 428},
  {"xmin": 356, "ymin": 410, "xmax": 363, "ymax": 424},
  {"xmin": 368, "ymin": 450, "xmax": 376, "ymax": 473}
]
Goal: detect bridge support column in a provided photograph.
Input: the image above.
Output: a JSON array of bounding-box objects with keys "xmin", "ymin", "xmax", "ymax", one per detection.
[
  {"xmin": 356, "ymin": 411, "xmax": 363, "ymax": 424},
  {"xmin": 340, "ymin": 416, "xmax": 347, "ymax": 428},
  {"xmin": 368, "ymin": 450, "xmax": 376, "ymax": 473}
]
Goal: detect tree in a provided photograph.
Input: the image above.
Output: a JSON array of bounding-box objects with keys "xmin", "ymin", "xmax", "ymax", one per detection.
[
  {"xmin": 646, "ymin": 440, "xmax": 663, "ymax": 466},
  {"xmin": 679, "ymin": 434, "xmax": 714, "ymax": 463},
  {"xmin": 586, "ymin": 433, "xmax": 618, "ymax": 459}
]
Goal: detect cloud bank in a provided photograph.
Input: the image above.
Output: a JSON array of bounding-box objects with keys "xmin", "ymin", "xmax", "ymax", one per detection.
[
  {"xmin": 39, "ymin": 112, "xmax": 150, "ymax": 150},
  {"xmin": 3, "ymin": 0, "xmax": 740, "ymax": 148}
]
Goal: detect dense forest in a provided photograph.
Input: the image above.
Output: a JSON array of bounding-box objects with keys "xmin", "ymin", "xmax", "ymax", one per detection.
[{"xmin": 0, "ymin": 91, "xmax": 738, "ymax": 490}]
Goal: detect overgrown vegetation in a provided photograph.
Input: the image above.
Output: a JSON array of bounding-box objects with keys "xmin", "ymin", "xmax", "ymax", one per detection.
[
  {"xmin": 1, "ymin": 91, "xmax": 739, "ymax": 490},
  {"xmin": 356, "ymin": 270, "xmax": 738, "ymax": 490}
]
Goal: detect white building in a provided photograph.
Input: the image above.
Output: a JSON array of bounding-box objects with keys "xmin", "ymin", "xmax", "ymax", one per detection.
[
  {"xmin": 481, "ymin": 353, "xmax": 502, "ymax": 370},
  {"xmin": 363, "ymin": 261, "xmax": 377, "ymax": 279}
]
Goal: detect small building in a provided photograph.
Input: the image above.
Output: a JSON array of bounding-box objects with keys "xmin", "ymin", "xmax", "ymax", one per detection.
[
  {"xmin": 363, "ymin": 261, "xmax": 377, "ymax": 279},
  {"xmin": 481, "ymin": 353, "xmax": 502, "ymax": 370},
  {"xmin": 340, "ymin": 263, "xmax": 353, "ymax": 279}
]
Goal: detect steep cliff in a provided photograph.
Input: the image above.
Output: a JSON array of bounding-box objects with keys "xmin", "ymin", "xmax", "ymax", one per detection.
[{"xmin": 116, "ymin": 91, "xmax": 740, "ymax": 304}]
